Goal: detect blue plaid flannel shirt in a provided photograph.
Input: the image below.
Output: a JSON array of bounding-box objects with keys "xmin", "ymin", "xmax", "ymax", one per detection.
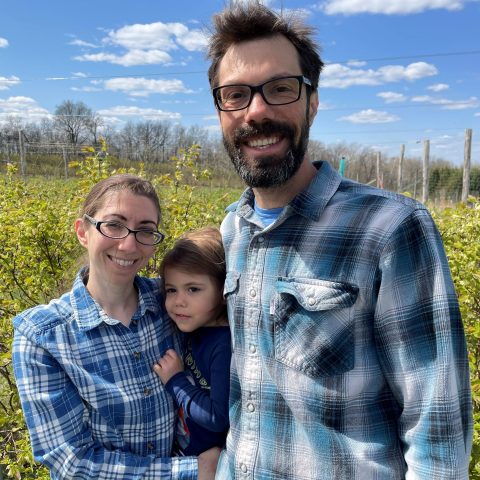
[
  {"xmin": 217, "ymin": 161, "xmax": 472, "ymax": 480},
  {"xmin": 12, "ymin": 269, "xmax": 197, "ymax": 479}
]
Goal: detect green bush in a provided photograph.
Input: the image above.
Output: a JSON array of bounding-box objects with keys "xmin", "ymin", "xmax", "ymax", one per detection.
[
  {"xmin": 433, "ymin": 198, "xmax": 480, "ymax": 478},
  {"xmin": 0, "ymin": 143, "xmax": 239, "ymax": 478},
  {"xmin": 1, "ymin": 146, "xmax": 478, "ymax": 477}
]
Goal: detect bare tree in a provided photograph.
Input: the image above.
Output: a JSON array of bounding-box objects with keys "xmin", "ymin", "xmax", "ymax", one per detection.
[{"xmin": 53, "ymin": 100, "xmax": 94, "ymax": 145}]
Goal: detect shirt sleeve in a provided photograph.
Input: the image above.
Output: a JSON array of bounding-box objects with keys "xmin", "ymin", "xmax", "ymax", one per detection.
[
  {"xmin": 165, "ymin": 339, "xmax": 230, "ymax": 433},
  {"xmin": 12, "ymin": 331, "xmax": 198, "ymax": 480},
  {"xmin": 374, "ymin": 208, "xmax": 472, "ymax": 478}
]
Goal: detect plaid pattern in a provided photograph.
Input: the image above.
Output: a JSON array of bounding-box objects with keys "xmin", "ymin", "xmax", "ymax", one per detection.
[
  {"xmin": 217, "ymin": 161, "xmax": 472, "ymax": 480},
  {"xmin": 12, "ymin": 269, "xmax": 197, "ymax": 479}
]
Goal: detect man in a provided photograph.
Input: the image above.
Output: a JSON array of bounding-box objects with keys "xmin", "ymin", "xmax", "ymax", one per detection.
[{"xmin": 207, "ymin": 2, "xmax": 473, "ymax": 479}]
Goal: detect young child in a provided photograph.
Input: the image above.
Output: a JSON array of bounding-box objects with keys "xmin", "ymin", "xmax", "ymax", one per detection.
[{"xmin": 153, "ymin": 226, "xmax": 231, "ymax": 456}]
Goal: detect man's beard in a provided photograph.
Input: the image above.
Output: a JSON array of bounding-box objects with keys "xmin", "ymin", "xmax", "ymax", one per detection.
[{"xmin": 222, "ymin": 118, "xmax": 310, "ymax": 189}]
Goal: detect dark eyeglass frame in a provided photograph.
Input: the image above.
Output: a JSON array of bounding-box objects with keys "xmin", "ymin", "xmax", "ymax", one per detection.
[
  {"xmin": 212, "ymin": 75, "xmax": 312, "ymax": 112},
  {"xmin": 84, "ymin": 214, "xmax": 165, "ymax": 246}
]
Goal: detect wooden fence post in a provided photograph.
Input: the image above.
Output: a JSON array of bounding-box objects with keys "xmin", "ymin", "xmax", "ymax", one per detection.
[
  {"xmin": 422, "ymin": 140, "xmax": 430, "ymax": 204},
  {"xmin": 18, "ymin": 129, "xmax": 26, "ymax": 177},
  {"xmin": 398, "ymin": 144, "xmax": 405, "ymax": 192},
  {"xmin": 376, "ymin": 151, "xmax": 382, "ymax": 188},
  {"xmin": 461, "ymin": 128, "xmax": 472, "ymax": 203}
]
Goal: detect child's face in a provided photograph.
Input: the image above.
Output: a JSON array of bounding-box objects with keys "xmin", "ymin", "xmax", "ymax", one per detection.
[{"xmin": 163, "ymin": 267, "xmax": 225, "ymax": 333}]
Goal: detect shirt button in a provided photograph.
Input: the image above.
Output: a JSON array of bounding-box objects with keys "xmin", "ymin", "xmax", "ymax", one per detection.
[
  {"xmin": 240, "ymin": 463, "xmax": 248, "ymax": 473},
  {"xmin": 144, "ymin": 388, "xmax": 152, "ymax": 396},
  {"xmin": 258, "ymin": 236, "xmax": 265, "ymax": 243},
  {"xmin": 147, "ymin": 442, "xmax": 154, "ymax": 450},
  {"xmin": 132, "ymin": 319, "xmax": 138, "ymax": 326},
  {"xmin": 249, "ymin": 289, "xmax": 256, "ymax": 298},
  {"xmin": 133, "ymin": 351, "xmax": 141, "ymax": 359},
  {"xmin": 249, "ymin": 344, "xmax": 257, "ymax": 353},
  {"xmin": 308, "ymin": 297, "xmax": 316, "ymax": 306},
  {"xmin": 247, "ymin": 403, "xmax": 255, "ymax": 412}
]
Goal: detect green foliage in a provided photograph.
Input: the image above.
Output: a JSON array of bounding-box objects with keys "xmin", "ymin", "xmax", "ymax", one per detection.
[
  {"xmin": 0, "ymin": 141, "xmax": 238, "ymax": 478},
  {"xmin": 1, "ymin": 141, "xmax": 478, "ymax": 477},
  {"xmin": 433, "ymin": 197, "xmax": 480, "ymax": 477}
]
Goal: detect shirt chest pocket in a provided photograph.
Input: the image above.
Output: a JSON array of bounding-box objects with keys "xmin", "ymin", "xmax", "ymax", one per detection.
[{"xmin": 273, "ymin": 277, "xmax": 358, "ymax": 378}]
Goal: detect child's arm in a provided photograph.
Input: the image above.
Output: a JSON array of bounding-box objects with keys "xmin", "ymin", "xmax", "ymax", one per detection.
[
  {"xmin": 154, "ymin": 342, "xmax": 230, "ymax": 433},
  {"xmin": 153, "ymin": 348, "xmax": 184, "ymax": 384}
]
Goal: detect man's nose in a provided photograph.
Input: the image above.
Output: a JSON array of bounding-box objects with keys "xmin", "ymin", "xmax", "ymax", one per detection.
[{"xmin": 244, "ymin": 91, "xmax": 273, "ymax": 124}]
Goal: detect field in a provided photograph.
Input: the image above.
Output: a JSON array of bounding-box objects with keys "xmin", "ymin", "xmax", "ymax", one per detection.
[{"xmin": 1, "ymin": 146, "xmax": 479, "ymax": 477}]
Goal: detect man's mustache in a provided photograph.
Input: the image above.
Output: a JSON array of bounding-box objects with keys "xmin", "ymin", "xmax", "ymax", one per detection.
[{"xmin": 233, "ymin": 122, "xmax": 295, "ymax": 144}]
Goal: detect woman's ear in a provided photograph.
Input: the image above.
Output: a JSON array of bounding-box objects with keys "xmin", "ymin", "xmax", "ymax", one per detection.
[{"xmin": 75, "ymin": 218, "xmax": 89, "ymax": 248}]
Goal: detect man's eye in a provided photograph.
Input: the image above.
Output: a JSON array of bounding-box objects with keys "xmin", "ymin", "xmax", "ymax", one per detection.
[{"xmin": 222, "ymin": 89, "xmax": 248, "ymax": 102}]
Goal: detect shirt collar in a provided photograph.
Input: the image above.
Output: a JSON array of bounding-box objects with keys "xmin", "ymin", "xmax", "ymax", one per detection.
[
  {"xmin": 71, "ymin": 268, "xmax": 161, "ymax": 331},
  {"xmin": 226, "ymin": 161, "xmax": 342, "ymax": 222}
]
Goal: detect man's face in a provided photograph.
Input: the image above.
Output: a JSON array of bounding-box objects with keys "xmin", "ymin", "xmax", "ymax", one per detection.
[{"xmin": 216, "ymin": 35, "xmax": 318, "ymax": 188}]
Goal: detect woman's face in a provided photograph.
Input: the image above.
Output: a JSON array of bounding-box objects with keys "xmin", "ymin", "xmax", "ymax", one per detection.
[{"xmin": 76, "ymin": 190, "xmax": 158, "ymax": 286}]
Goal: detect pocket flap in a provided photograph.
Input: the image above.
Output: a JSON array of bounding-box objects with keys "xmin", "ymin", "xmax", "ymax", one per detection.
[{"xmin": 275, "ymin": 277, "xmax": 358, "ymax": 311}]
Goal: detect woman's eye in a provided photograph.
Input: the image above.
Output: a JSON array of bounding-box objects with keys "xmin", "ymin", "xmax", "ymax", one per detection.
[{"xmin": 105, "ymin": 222, "xmax": 124, "ymax": 232}]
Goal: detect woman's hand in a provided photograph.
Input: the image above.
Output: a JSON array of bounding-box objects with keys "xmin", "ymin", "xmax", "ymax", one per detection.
[
  {"xmin": 153, "ymin": 348, "xmax": 184, "ymax": 384},
  {"xmin": 198, "ymin": 447, "xmax": 221, "ymax": 480}
]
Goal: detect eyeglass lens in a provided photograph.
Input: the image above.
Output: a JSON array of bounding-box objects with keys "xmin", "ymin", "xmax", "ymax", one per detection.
[
  {"xmin": 99, "ymin": 222, "xmax": 161, "ymax": 245},
  {"xmin": 216, "ymin": 77, "xmax": 302, "ymax": 111}
]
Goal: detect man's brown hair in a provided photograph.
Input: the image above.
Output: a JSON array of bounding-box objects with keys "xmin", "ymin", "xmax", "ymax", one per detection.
[{"xmin": 207, "ymin": 0, "xmax": 324, "ymax": 90}]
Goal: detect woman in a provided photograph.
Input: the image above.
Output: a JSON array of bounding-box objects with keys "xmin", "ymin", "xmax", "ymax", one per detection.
[{"xmin": 12, "ymin": 174, "xmax": 219, "ymax": 479}]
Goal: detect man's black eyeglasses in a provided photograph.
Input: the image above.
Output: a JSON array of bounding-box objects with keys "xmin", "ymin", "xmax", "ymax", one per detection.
[
  {"xmin": 212, "ymin": 75, "xmax": 312, "ymax": 112},
  {"xmin": 84, "ymin": 214, "xmax": 165, "ymax": 246}
]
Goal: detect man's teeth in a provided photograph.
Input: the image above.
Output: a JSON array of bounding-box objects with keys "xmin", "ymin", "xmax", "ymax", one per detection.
[
  {"xmin": 247, "ymin": 136, "xmax": 279, "ymax": 148},
  {"xmin": 111, "ymin": 257, "xmax": 135, "ymax": 266}
]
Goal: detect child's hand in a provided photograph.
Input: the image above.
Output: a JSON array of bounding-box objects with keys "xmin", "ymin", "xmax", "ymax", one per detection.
[{"xmin": 153, "ymin": 349, "xmax": 184, "ymax": 384}]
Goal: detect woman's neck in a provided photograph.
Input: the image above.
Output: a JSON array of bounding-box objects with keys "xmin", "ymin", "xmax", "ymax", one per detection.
[{"xmin": 86, "ymin": 275, "xmax": 139, "ymax": 326}]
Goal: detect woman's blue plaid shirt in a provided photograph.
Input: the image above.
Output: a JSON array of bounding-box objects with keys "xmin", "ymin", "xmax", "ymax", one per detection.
[{"xmin": 12, "ymin": 269, "xmax": 198, "ymax": 479}]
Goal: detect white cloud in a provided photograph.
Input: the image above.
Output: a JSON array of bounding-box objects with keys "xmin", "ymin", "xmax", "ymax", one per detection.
[
  {"xmin": 97, "ymin": 105, "xmax": 181, "ymax": 121},
  {"xmin": 71, "ymin": 86, "xmax": 102, "ymax": 92},
  {"xmin": 377, "ymin": 91, "xmax": 407, "ymax": 103},
  {"xmin": 75, "ymin": 49, "xmax": 172, "ymax": 67},
  {"xmin": 0, "ymin": 76, "xmax": 20, "ymax": 90},
  {"xmin": 427, "ymin": 83, "xmax": 449, "ymax": 92},
  {"xmin": 322, "ymin": 61, "xmax": 437, "ymax": 88},
  {"xmin": 73, "ymin": 21, "xmax": 206, "ymax": 67},
  {"xmin": 0, "ymin": 96, "xmax": 50, "ymax": 121},
  {"xmin": 346, "ymin": 60, "xmax": 367, "ymax": 67},
  {"xmin": 0, "ymin": 37, "xmax": 8, "ymax": 48},
  {"xmin": 320, "ymin": 0, "xmax": 465, "ymax": 15},
  {"xmin": 106, "ymin": 22, "xmax": 207, "ymax": 51},
  {"xmin": 69, "ymin": 39, "xmax": 98, "ymax": 48},
  {"xmin": 102, "ymin": 77, "xmax": 193, "ymax": 97},
  {"xmin": 411, "ymin": 95, "xmax": 479, "ymax": 109},
  {"xmin": 339, "ymin": 109, "xmax": 400, "ymax": 123}
]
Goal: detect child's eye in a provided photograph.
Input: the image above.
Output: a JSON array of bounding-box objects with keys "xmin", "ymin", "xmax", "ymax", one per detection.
[
  {"xmin": 165, "ymin": 288, "xmax": 176, "ymax": 294},
  {"xmin": 188, "ymin": 287, "xmax": 200, "ymax": 293}
]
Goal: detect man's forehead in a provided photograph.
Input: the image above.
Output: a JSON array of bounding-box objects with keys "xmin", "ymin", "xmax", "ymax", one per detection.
[{"xmin": 217, "ymin": 35, "xmax": 301, "ymax": 84}]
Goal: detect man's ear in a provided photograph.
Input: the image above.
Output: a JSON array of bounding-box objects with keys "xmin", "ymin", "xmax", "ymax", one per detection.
[
  {"xmin": 75, "ymin": 218, "xmax": 89, "ymax": 248},
  {"xmin": 308, "ymin": 90, "xmax": 319, "ymax": 126}
]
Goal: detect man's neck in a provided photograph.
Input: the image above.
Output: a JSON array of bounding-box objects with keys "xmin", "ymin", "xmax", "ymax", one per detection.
[{"xmin": 253, "ymin": 157, "xmax": 317, "ymax": 209}]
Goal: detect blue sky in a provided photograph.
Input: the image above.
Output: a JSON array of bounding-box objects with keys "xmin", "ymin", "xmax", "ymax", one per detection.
[{"xmin": 0, "ymin": 0, "xmax": 479, "ymax": 165}]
